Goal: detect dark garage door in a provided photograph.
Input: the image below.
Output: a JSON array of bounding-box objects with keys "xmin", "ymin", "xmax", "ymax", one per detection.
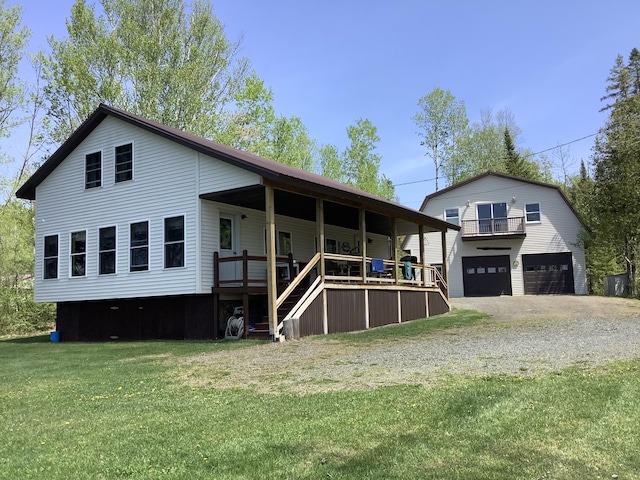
[
  {"xmin": 462, "ymin": 255, "xmax": 512, "ymax": 297},
  {"xmin": 523, "ymin": 253, "xmax": 574, "ymax": 294}
]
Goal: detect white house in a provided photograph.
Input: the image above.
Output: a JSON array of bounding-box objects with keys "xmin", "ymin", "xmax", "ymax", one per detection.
[
  {"xmin": 17, "ymin": 104, "xmax": 458, "ymax": 341},
  {"xmin": 402, "ymin": 171, "xmax": 587, "ymax": 297}
]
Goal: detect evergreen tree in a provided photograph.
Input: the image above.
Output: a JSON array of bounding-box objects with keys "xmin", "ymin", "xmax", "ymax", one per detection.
[{"xmin": 592, "ymin": 48, "xmax": 640, "ymax": 295}]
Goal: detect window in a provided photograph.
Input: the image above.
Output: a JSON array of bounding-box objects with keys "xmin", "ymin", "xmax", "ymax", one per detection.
[
  {"xmin": 164, "ymin": 216, "xmax": 184, "ymax": 268},
  {"xmin": 44, "ymin": 235, "xmax": 58, "ymax": 279},
  {"xmin": 525, "ymin": 203, "xmax": 541, "ymax": 223},
  {"xmin": 99, "ymin": 226, "xmax": 116, "ymax": 275},
  {"xmin": 445, "ymin": 208, "xmax": 459, "ymax": 226},
  {"xmin": 115, "ymin": 143, "xmax": 133, "ymax": 183},
  {"xmin": 220, "ymin": 218, "xmax": 232, "ymax": 250},
  {"xmin": 325, "ymin": 238, "xmax": 338, "ymax": 254},
  {"xmin": 130, "ymin": 221, "xmax": 149, "ymax": 272},
  {"xmin": 70, "ymin": 231, "xmax": 86, "ymax": 277},
  {"xmin": 85, "ymin": 151, "xmax": 101, "ymax": 189},
  {"xmin": 477, "ymin": 202, "xmax": 507, "ymax": 233},
  {"xmin": 278, "ymin": 231, "xmax": 292, "ymax": 255}
]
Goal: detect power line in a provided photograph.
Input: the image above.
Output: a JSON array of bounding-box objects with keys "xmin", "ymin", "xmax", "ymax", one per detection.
[{"xmin": 395, "ymin": 132, "xmax": 597, "ymax": 187}]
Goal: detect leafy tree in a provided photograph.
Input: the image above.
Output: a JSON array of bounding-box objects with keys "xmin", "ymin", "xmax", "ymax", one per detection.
[
  {"xmin": 503, "ymin": 127, "xmax": 539, "ymax": 179},
  {"xmin": 43, "ymin": 0, "xmax": 250, "ymax": 142},
  {"xmin": 412, "ymin": 88, "xmax": 468, "ymax": 190},
  {"xmin": 592, "ymin": 48, "xmax": 640, "ymax": 295},
  {"xmin": 319, "ymin": 119, "xmax": 395, "ymax": 200},
  {"xmin": 0, "ymin": 0, "xmax": 29, "ymax": 138}
]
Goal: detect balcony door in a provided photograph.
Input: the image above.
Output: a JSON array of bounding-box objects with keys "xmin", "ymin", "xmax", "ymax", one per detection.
[{"xmin": 477, "ymin": 202, "xmax": 507, "ymax": 234}]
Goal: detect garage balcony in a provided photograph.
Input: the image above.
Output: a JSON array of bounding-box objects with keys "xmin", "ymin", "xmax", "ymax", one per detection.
[{"xmin": 461, "ymin": 216, "xmax": 526, "ymax": 241}]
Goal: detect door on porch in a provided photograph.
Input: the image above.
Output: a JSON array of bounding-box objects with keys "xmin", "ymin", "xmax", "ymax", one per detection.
[{"xmin": 219, "ymin": 215, "xmax": 241, "ymax": 283}]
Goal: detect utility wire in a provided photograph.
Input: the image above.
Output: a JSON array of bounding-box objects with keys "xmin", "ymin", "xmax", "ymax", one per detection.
[{"xmin": 395, "ymin": 132, "xmax": 597, "ymax": 187}]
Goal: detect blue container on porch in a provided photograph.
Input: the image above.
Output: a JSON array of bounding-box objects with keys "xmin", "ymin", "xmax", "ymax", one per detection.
[{"xmin": 50, "ymin": 331, "xmax": 60, "ymax": 343}]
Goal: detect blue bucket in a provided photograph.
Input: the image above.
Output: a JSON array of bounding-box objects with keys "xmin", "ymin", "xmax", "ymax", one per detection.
[{"xmin": 50, "ymin": 331, "xmax": 60, "ymax": 343}]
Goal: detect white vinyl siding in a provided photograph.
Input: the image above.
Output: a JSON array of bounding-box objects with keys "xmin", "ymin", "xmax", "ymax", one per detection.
[{"xmin": 34, "ymin": 116, "xmax": 199, "ymax": 302}]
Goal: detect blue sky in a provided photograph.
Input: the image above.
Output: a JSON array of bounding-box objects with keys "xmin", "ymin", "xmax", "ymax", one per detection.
[{"xmin": 7, "ymin": 0, "xmax": 640, "ymax": 207}]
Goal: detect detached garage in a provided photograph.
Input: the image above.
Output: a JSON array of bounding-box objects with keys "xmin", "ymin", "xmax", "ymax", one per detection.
[{"xmin": 523, "ymin": 253, "xmax": 575, "ymax": 294}]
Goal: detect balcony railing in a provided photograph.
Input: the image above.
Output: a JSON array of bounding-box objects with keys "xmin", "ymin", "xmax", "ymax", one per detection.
[{"xmin": 461, "ymin": 216, "xmax": 526, "ymax": 240}]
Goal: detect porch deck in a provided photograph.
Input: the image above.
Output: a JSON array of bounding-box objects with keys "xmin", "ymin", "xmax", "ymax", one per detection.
[{"xmin": 212, "ymin": 251, "xmax": 449, "ymax": 340}]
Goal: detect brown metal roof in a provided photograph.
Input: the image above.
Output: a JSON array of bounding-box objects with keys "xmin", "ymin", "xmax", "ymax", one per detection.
[{"xmin": 16, "ymin": 104, "xmax": 459, "ymax": 234}]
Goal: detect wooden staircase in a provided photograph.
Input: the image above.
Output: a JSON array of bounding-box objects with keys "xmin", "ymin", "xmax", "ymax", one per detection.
[{"xmin": 247, "ymin": 282, "xmax": 308, "ymax": 339}]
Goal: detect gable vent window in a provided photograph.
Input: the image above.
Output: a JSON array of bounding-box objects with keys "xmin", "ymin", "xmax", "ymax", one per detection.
[
  {"xmin": 164, "ymin": 216, "xmax": 185, "ymax": 268},
  {"xmin": 115, "ymin": 143, "xmax": 133, "ymax": 183},
  {"xmin": 85, "ymin": 151, "xmax": 102, "ymax": 189}
]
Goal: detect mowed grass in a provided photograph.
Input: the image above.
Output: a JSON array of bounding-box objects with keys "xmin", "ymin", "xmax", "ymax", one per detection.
[{"xmin": 1, "ymin": 311, "xmax": 639, "ymax": 479}]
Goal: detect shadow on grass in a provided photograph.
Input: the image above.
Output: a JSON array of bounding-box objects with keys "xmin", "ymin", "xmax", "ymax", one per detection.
[
  {"xmin": 326, "ymin": 308, "xmax": 490, "ymax": 344},
  {"xmin": 1, "ymin": 334, "xmax": 52, "ymax": 344}
]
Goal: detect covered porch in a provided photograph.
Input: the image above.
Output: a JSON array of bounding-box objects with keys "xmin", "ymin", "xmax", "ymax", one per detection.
[{"xmin": 202, "ymin": 179, "xmax": 459, "ymax": 340}]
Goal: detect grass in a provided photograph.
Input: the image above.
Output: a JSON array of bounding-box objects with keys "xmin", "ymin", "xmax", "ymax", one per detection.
[{"xmin": 1, "ymin": 311, "xmax": 639, "ymax": 479}]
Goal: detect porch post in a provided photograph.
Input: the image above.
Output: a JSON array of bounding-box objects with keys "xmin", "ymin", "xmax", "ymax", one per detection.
[
  {"xmin": 360, "ymin": 209, "xmax": 367, "ymax": 280},
  {"xmin": 441, "ymin": 230, "xmax": 448, "ymax": 296},
  {"xmin": 317, "ymin": 199, "xmax": 325, "ymax": 279},
  {"xmin": 392, "ymin": 217, "xmax": 398, "ymax": 283},
  {"xmin": 265, "ymin": 185, "xmax": 278, "ymax": 339},
  {"xmin": 419, "ymin": 225, "xmax": 426, "ymax": 286}
]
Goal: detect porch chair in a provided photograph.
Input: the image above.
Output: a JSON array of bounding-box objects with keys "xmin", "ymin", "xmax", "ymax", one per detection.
[{"xmin": 370, "ymin": 258, "xmax": 385, "ymax": 278}]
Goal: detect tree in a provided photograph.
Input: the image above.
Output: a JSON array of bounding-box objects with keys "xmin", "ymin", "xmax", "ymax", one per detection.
[
  {"xmin": 319, "ymin": 119, "xmax": 395, "ymax": 200},
  {"xmin": 592, "ymin": 48, "xmax": 640, "ymax": 295},
  {"xmin": 503, "ymin": 127, "xmax": 538, "ymax": 179},
  {"xmin": 0, "ymin": 0, "xmax": 29, "ymax": 138},
  {"xmin": 412, "ymin": 88, "xmax": 468, "ymax": 190},
  {"xmin": 43, "ymin": 0, "xmax": 250, "ymax": 142}
]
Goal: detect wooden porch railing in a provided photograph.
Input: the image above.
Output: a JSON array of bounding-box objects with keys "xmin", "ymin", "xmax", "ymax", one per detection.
[{"xmin": 461, "ymin": 216, "xmax": 525, "ymax": 237}]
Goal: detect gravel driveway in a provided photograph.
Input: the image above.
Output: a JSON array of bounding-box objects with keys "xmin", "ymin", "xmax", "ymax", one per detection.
[{"xmin": 181, "ymin": 295, "xmax": 640, "ymax": 393}]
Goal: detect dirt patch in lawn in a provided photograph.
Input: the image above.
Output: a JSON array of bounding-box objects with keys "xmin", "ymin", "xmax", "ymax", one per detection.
[{"xmin": 175, "ymin": 295, "xmax": 640, "ymax": 394}]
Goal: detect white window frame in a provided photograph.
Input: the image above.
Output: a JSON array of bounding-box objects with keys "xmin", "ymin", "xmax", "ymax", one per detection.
[
  {"xmin": 69, "ymin": 230, "xmax": 87, "ymax": 278},
  {"xmin": 164, "ymin": 214, "xmax": 186, "ymax": 269},
  {"xmin": 84, "ymin": 150, "xmax": 103, "ymax": 190},
  {"xmin": 129, "ymin": 220, "xmax": 150, "ymax": 272},
  {"xmin": 43, "ymin": 234, "xmax": 59, "ymax": 280},
  {"xmin": 525, "ymin": 203, "xmax": 542, "ymax": 223},
  {"xmin": 444, "ymin": 208, "xmax": 459, "ymax": 226},
  {"xmin": 98, "ymin": 225, "xmax": 117, "ymax": 275},
  {"xmin": 114, "ymin": 141, "xmax": 134, "ymax": 183}
]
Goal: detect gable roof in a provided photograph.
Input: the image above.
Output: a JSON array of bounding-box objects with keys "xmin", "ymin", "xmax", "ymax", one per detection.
[
  {"xmin": 418, "ymin": 171, "xmax": 581, "ymax": 220},
  {"xmin": 16, "ymin": 104, "xmax": 459, "ymax": 234}
]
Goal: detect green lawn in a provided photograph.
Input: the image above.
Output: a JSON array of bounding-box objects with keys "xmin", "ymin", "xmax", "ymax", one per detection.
[{"xmin": 1, "ymin": 311, "xmax": 639, "ymax": 479}]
